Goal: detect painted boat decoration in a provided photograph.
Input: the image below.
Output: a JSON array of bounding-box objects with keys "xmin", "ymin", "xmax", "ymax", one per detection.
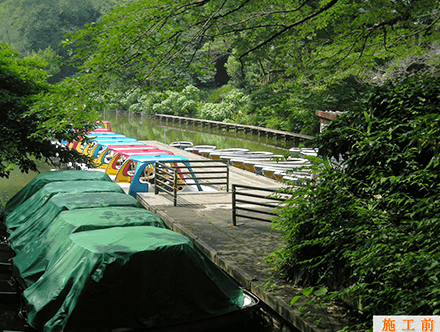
[
  {"xmin": 114, "ymin": 154, "xmax": 205, "ymax": 196},
  {"xmin": 92, "ymin": 145, "xmax": 162, "ymax": 169},
  {"xmin": 104, "ymin": 149, "xmax": 174, "ymax": 178}
]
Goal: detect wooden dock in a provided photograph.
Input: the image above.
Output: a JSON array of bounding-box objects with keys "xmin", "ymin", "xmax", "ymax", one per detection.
[{"xmin": 153, "ymin": 114, "xmax": 314, "ymax": 146}]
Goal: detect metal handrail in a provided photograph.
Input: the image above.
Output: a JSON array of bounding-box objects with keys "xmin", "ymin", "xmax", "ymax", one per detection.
[
  {"xmin": 232, "ymin": 184, "xmax": 287, "ymax": 226},
  {"xmin": 154, "ymin": 160, "xmax": 229, "ymax": 206}
]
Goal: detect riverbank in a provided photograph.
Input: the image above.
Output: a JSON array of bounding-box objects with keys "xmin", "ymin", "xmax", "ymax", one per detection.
[{"xmin": 137, "ymin": 141, "xmax": 351, "ymax": 332}]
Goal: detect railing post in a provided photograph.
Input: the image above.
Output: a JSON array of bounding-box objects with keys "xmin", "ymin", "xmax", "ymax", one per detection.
[
  {"xmin": 173, "ymin": 170, "xmax": 177, "ymax": 206},
  {"xmin": 154, "ymin": 162, "xmax": 159, "ymax": 195},
  {"xmin": 232, "ymin": 184, "xmax": 236, "ymax": 226},
  {"xmin": 226, "ymin": 163, "xmax": 230, "ymax": 192}
]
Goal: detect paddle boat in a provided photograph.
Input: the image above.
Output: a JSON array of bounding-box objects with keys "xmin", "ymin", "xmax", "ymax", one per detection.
[
  {"xmin": 207, "ymin": 148, "xmax": 250, "ymax": 160},
  {"xmin": 76, "ymin": 137, "xmax": 138, "ymax": 155},
  {"xmin": 289, "ymin": 147, "xmax": 318, "ymax": 157},
  {"xmin": 169, "ymin": 141, "xmax": 194, "ymax": 149},
  {"xmin": 79, "ymin": 134, "xmax": 131, "ymax": 155},
  {"xmin": 85, "ymin": 139, "xmax": 143, "ymax": 159},
  {"xmin": 93, "ymin": 145, "xmax": 160, "ymax": 168},
  {"xmin": 229, "ymin": 156, "xmax": 286, "ymax": 170},
  {"xmin": 104, "ymin": 149, "xmax": 174, "ymax": 178},
  {"xmin": 114, "ymin": 155, "xmax": 206, "ymax": 196},
  {"xmin": 184, "ymin": 145, "xmax": 216, "ymax": 155},
  {"xmin": 96, "ymin": 120, "xmax": 112, "ymax": 131},
  {"xmin": 65, "ymin": 129, "xmax": 118, "ymax": 149},
  {"xmin": 199, "ymin": 148, "xmax": 218, "ymax": 158},
  {"xmin": 217, "ymin": 151, "xmax": 276, "ymax": 164},
  {"xmin": 242, "ymin": 158, "xmax": 310, "ymax": 173}
]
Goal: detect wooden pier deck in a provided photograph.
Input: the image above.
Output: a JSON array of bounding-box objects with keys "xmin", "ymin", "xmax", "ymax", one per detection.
[{"xmin": 153, "ymin": 114, "xmax": 314, "ymax": 146}]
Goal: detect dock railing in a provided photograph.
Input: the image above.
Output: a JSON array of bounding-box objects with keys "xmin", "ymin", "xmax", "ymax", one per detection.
[
  {"xmin": 232, "ymin": 184, "xmax": 287, "ymax": 226},
  {"xmin": 154, "ymin": 160, "xmax": 229, "ymax": 206}
]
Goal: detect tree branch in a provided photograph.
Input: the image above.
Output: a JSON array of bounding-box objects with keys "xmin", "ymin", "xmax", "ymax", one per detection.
[{"xmin": 239, "ymin": 0, "xmax": 339, "ymax": 59}]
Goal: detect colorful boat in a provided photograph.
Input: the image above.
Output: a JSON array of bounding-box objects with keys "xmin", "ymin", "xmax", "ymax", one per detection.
[
  {"xmin": 114, "ymin": 155, "xmax": 203, "ymax": 196},
  {"xmin": 104, "ymin": 149, "xmax": 174, "ymax": 177},
  {"xmin": 93, "ymin": 145, "xmax": 161, "ymax": 169}
]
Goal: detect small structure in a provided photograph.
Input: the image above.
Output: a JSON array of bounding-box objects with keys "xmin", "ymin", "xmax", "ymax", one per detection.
[{"xmin": 315, "ymin": 110, "xmax": 344, "ymax": 132}]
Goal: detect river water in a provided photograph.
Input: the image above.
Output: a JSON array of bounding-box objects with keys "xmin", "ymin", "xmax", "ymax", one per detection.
[{"xmin": 105, "ymin": 112, "xmax": 302, "ymax": 155}]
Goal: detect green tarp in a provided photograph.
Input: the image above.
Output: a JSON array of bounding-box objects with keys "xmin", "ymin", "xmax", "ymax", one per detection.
[
  {"xmin": 3, "ymin": 170, "xmax": 112, "ymax": 218},
  {"xmin": 24, "ymin": 226, "xmax": 244, "ymax": 332},
  {"xmin": 13, "ymin": 206, "xmax": 165, "ymax": 288},
  {"xmin": 5, "ymin": 180, "xmax": 124, "ymax": 233},
  {"xmin": 8, "ymin": 192, "xmax": 146, "ymax": 255}
]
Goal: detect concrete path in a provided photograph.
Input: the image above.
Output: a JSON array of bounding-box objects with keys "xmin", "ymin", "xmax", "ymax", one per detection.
[{"xmin": 137, "ymin": 142, "xmax": 351, "ymax": 332}]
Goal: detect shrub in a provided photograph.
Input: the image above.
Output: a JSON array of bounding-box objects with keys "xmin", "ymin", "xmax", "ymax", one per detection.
[{"xmin": 270, "ymin": 74, "xmax": 440, "ymax": 329}]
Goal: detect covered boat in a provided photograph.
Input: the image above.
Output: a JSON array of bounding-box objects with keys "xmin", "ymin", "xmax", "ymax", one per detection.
[
  {"xmin": 3, "ymin": 170, "xmax": 113, "ymax": 219},
  {"xmin": 12, "ymin": 206, "xmax": 165, "ymax": 289},
  {"xmin": 23, "ymin": 226, "xmax": 246, "ymax": 332},
  {"xmin": 7, "ymin": 192, "xmax": 144, "ymax": 254},
  {"xmin": 4, "ymin": 181, "xmax": 124, "ymax": 233}
]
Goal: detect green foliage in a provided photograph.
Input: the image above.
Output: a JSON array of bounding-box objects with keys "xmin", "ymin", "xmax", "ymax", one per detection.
[
  {"xmin": 0, "ymin": 42, "xmax": 99, "ymax": 178},
  {"xmin": 27, "ymin": 47, "xmax": 62, "ymax": 79},
  {"xmin": 66, "ymin": 0, "xmax": 440, "ymax": 87},
  {"xmin": 270, "ymin": 74, "xmax": 440, "ymax": 329},
  {"xmin": 0, "ymin": 0, "xmax": 121, "ymax": 81}
]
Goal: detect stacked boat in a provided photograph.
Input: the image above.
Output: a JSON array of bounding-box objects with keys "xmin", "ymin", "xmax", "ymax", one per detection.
[
  {"xmin": 2, "ymin": 171, "xmax": 257, "ymax": 331},
  {"xmin": 183, "ymin": 144, "xmax": 316, "ymax": 185}
]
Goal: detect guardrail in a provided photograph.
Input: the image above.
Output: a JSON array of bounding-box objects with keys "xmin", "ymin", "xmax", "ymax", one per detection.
[
  {"xmin": 232, "ymin": 184, "xmax": 287, "ymax": 226},
  {"xmin": 154, "ymin": 160, "xmax": 229, "ymax": 206}
]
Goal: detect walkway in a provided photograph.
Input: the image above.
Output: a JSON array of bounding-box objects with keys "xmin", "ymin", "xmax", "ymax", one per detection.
[
  {"xmin": 137, "ymin": 142, "xmax": 350, "ymax": 332},
  {"xmin": 153, "ymin": 114, "xmax": 314, "ymax": 146}
]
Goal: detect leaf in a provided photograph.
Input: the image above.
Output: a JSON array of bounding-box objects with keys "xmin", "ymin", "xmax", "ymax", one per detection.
[
  {"xmin": 314, "ymin": 286, "xmax": 328, "ymax": 297},
  {"xmin": 290, "ymin": 296, "xmax": 300, "ymax": 305}
]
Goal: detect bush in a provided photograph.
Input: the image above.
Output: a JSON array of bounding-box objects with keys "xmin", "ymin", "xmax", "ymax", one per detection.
[{"xmin": 270, "ymin": 75, "xmax": 440, "ymax": 329}]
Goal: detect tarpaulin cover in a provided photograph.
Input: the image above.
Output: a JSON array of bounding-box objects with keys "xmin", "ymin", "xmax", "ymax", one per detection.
[
  {"xmin": 13, "ymin": 206, "xmax": 165, "ymax": 288},
  {"xmin": 5, "ymin": 180, "xmax": 124, "ymax": 233},
  {"xmin": 8, "ymin": 192, "xmax": 144, "ymax": 255},
  {"xmin": 3, "ymin": 170, "xmax": 113, "ymax": 217},
  {"xmin": 24, "ymin": 226, "xmax": 244, "ymax": 332}
]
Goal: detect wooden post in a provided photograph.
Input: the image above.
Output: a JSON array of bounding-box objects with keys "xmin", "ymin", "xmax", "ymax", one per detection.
[
  {"xmin": 232, "ymin": 184, "xmax": 236, "ymax": 226},
  {"xmin": 154, "ymin": 162, "xmax": 159, "ymax": 195},
  {"xmin": 173, "ymin": 171, "xmax": 177, "ymax": 206}
]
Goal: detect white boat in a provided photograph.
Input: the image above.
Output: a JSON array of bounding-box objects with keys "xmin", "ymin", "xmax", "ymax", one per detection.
[
  {"xmin": 169, "ymin": 141, "xmax": 194, "ymax": 149},
  {"xmin": 208, "ymin": 148, "xmax": 250, "ymax": 160},
  {"xmin": 184, "ymin": 145, "xmax": 217, "ymax": 155},
  {"xmin": 289, "ymin": 147, "xmax": 318, "ymax": 157}
]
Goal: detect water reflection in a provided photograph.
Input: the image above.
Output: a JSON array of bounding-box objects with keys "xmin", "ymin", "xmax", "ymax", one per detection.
[
  {"xmin": 104, "ymin": 112, "xmax": 308, "ymax": 155},
  {"xmin": 0, "ymin": 160, "xmax": 51, "ymax": 205}
]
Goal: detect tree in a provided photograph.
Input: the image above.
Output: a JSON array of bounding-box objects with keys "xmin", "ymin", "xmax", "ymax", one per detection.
[
  {"xmin": 66, "ymin": 0, "xmax": 440, "ymax": 89},
  {"xmin": 270, "ymin": 74, "xmax": 440, "ymax": 329},
  {"xmin": 0, "ymin": 0, "xmax": 123, "ymax": 81},
  {"xmin": 0, "ymin": 43, "xmax": 98, "ymax": 178}
]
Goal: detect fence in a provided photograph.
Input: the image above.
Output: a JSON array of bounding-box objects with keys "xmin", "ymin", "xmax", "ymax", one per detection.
[
  {"xmin": 231, "ymin": 184, "xmax": 287, "ymax": 226},
  {"xmin": 154, "ymin": 160, "xmax": 229, "ymax": 206}
]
